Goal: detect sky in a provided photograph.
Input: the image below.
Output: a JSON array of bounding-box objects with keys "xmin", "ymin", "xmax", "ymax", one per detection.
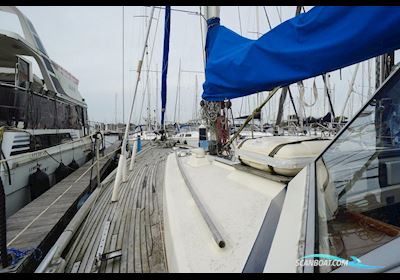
[{"xmin": 1, "ymin": 6, "xmax": 399, "ymax": 125}]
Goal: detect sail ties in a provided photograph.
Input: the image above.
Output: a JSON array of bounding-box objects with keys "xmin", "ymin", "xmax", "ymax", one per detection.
[{"xmin": 299, "ymin": 79, "xmax": 318, "ymax": 108}]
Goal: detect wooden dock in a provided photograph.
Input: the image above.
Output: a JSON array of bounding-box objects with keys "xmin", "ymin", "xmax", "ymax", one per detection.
[
  {"xmin": 2, "ymin": 140, "xmax": 121, "ymax": 273},
  {"xmin": 62, "ymin": 144, "xmax": 171, "ymax": 273}
]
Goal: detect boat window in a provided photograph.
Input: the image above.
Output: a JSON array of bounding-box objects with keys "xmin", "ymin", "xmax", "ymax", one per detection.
[
  {"xmin": 42, "ymin": 57, "xmax": 55, "ymax": 74},
  {"xmin": 0, "ymin": 11, "xmax": 24, "ymax": 38},
  {"xmin": 315, "ymin": 68, "xmax": 400, "ymax": 272},
  {"xmin": 50, "ymin": 75, "xmax": 66, "ymax": 95},
  {"xmin": 185, "ymin": 134, "xmax": 192, "ymax": 137},
  {"xmin": 33, "ymin": 34, "xmax": 48, "ymax": 56},
  {"xmin": 26, "ymin": 133, "xmax": 72, "ymax": 154},
  {"xmin": 16, "ymin": 57, "xmax": 30, "ymax": 89},
  {"xmin": 27, "ymin": 19, "xmax": 38, "ymax": 36}
]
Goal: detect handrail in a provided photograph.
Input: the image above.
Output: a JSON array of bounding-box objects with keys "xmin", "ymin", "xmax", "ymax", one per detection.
[
  {"xmin": 0, "ymin": 130, "xmax": 97, "ymax": 165},
  {"xmin": 174, "ymin": 151, "xmax": 225, "ymax": 248},
  {"xmin": 0, "ymin": 82, "xmax": 27, "ymax": 91}
]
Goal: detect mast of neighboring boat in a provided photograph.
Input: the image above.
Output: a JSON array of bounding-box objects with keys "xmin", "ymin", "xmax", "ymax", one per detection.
[
  {"xmin": 322, "ymin": 73, "xmax": 336, "ymax": 124},
  {"xmin": 338, "ymin": 63, "xmax": 360, "ymax": 124},
  {"xmin": 376, "ymin": 52, "xmax": 395, "ymax": 90},
  {"xmin": 275, "ymin": 6, "xmax": 302, "ymax": 131},
  {"xmin": 122, "ymin": 6, "xmax": 125, "ymax": 124},
  {"xmin": 194, "ymin": 75, "xmax": 198, "ymax": 122},
  {"xmin": 144, "ymin": 12, "xmax": 152, "ymax": 133},
  {"xmin": 112, "ymin": 6, "xmax": 156, "ymax": 202},
  {"xmin": 155, "ymin": 63, "xmax": 159, "ymax": 130},
  {"xmin": 173, "ymin": 60, "xmax": 181, "ymax": 126},
  {"xmin": 367, "ymin": 59, "xmax": 372, "ymax": 98},
  {"xmin": 114, "ymin": 92, "xmax": 117, "ymax": 125}
]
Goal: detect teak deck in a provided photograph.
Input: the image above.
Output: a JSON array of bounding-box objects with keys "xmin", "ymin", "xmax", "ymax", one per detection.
[
  {"xmin": 3, "ymin": 140, "xmax": 121, "ymax": 272},
  {"xmin": 63, "ymin": 145, "xmax": 170, "ymax": 273}
]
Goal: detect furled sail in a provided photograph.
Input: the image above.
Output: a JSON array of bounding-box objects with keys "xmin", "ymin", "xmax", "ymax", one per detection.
[
  {"xmin": 202, "ymin": 6, "xmax": 400, "ymax": 101},
  {"xmin": 161, "ymin": 6, "xmax": 171, "ymax": 127}
]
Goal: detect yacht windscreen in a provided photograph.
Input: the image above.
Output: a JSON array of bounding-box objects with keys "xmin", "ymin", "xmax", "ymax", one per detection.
[
  {"xmin": 315, "ymin": 67, "xmax": 400, "ymax": 272},
  {"xmin": 0, "ymin": 10, "xmax": 23, "ymax": 37}
]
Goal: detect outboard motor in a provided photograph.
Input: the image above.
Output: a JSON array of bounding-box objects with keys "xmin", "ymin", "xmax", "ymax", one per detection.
[
  {"xmin": 29, "ymin": 168, "xmax": 50, "ymax": 201},
  {"xmin": 54, "ymin": 162, "xmax": 70, "ymax": 183}
]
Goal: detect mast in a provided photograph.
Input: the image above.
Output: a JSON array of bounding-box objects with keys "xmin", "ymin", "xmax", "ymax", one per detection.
[
  {"xmin": 194, "ymin": 75, "xmax": 198, "ymax": 121},
  {"xmin": 256, "ymin": 6, "xmax": 260, "ymax": 114},
  {"xmin": 201, "ymin": 6, "xmax": 221, "ymax": 153},
  {"xmin": 174, "ymin": 60, "xmax": 181, "ymax": 124},
  {"xmin": 275, "ymin": 6, "xmax": 302, "ymax": 127},
  {"xmin": 367, "ymin": 59, "xmax": 372, "ymax": 97},
  {"xmin": 122, "ymin": 6, "xmax": 125, "ymax": 124},
  {"xmin": 155, "ymin": 63, "xmax": 159, "ymax": 130},
  {"xmin": 114, "ymin": 92, "xmax": 117, "ymax": 125},
  {"xmin": 112, "ymin": 6, "xmax": 156, "ymax": 202},
  {"xmin": 339, "ymin": 63, "xmax": 360, "ymax": 124},
  {"xmin": 144, "ymin": 12, "xmax": 151, "ymax": 132},
  {"xmin": 322, "ymin": 73, "xmax": 335, "ymax": 122},
  {"xmin": 376, "ymin": 52, "xmax": 395, "ymax": 89},
  {"xmin": 146, "ymin": 55, "xmax": 151, "ymax": 132}
]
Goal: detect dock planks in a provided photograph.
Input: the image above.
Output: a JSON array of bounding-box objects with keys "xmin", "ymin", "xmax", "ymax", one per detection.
[{"xmin": 3, "ymin": 140, "xmax": 121, "ymax": 272}]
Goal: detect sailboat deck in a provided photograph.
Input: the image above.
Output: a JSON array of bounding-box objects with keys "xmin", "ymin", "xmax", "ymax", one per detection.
[{"xmin": 63, "ymin": 144, "xmax": 171, "ymax": 273}]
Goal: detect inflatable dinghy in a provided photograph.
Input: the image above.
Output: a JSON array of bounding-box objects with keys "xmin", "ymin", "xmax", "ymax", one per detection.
[{"xmin": 237, "ymin": 136, "xmax": 331, "ymax": 176}]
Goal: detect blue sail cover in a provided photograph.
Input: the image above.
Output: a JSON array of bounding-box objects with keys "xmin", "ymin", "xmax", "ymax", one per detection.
[
  {"xmin": 161, "ymin": 6, "xmax": 171, "ymax": 126},
  {"xmin": 202, "ymin": 6, "xmax": 400, "ymax": 101}
]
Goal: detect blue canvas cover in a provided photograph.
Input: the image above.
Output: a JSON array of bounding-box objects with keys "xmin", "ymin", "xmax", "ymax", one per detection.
[{"xmin": 202, "ymin": 6, "xmax": 400, "ymax": 101}]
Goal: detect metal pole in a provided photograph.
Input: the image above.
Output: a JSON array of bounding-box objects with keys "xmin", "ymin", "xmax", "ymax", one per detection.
[
  {"xmin": 195, "ymin": 75, "xmax": 198, "ymax": 121},
  {"xmin": 224, "ymin": 87, "xmax": 280, "ymax": 149},
  {"xmin": 175, "ymin": 152, "xmax": 225, "ymax": 248},
  {"xmin": 122, "ymin": 6, "xmax": 125, "ymax": 124},
  {"xmin": 0, "ymin": 178, "xmax": 8, "ymax": 268},
  {"xmin": 129, "ymin": 140, "xmax": 137, "ymax": 171},
  {"xmin": 112, "ymin": 6, "xmax": 155, "ymax": 202},
  {"xmin": 96, "ymin": 133, "xmax": 101, "ymax": 189},
  {"xmin": 339, "ymin": 63, "xmax": 360, "ymax": 124},
  {"xmin": 322, "ymin": 74, "xmax": 336, "ymax": 122},
  {"xmin": 287, "ymin": 87, "xmax": 299, "ymax": 121},
  {"xmin": 121, "ymin": 5, "xmax": 155, "ymax": 155},
  {"xmin": 156, "ymin": 63, "xmax": 159, "ymax": 130}
]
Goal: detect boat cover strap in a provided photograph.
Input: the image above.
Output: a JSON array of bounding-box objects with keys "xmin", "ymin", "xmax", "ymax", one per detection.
[
  {"xmin": 268, "ymin": 137, "xmax": 325, "ymax": 173},
  {"xmin": 268, "ymin": 137, "xmax": 325, "ymax": 158}
]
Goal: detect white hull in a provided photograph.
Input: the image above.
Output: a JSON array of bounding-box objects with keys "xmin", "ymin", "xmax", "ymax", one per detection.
[
  {"xmin": 3, "ymin": 131, "xmax": 92, "ymax": 217},
  {"xmin": 171, "ymin": 131, "xmax": 199, "ymax": 148}
]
